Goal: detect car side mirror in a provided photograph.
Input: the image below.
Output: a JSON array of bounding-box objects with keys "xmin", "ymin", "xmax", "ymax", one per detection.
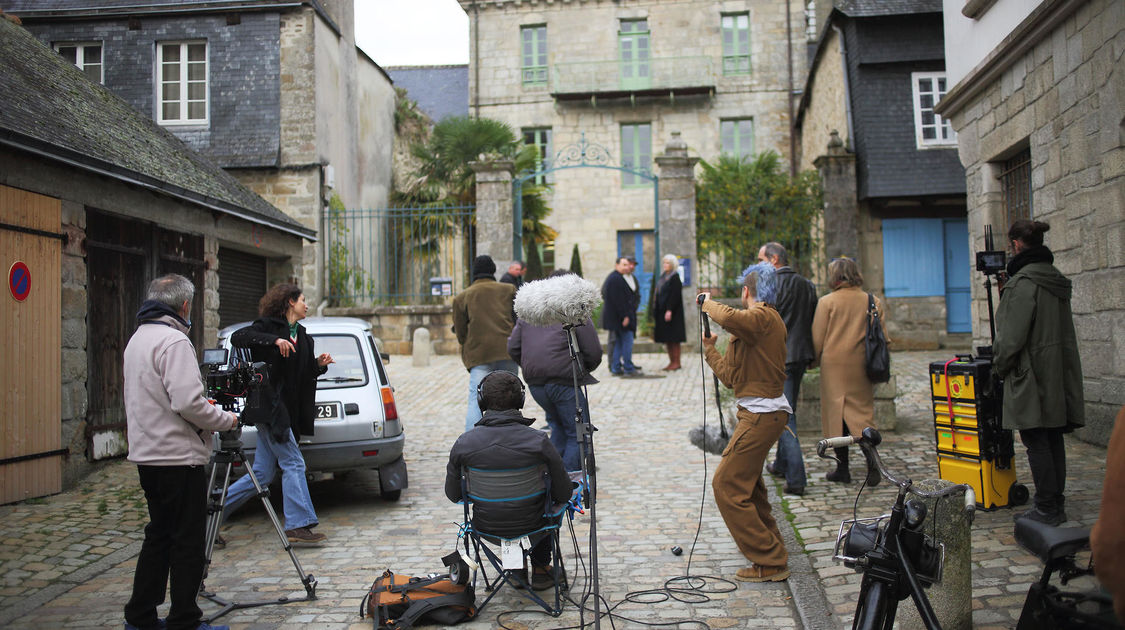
[{"xmin": 380, "ymin": 352, "xmax": 390, "ymax": 363}]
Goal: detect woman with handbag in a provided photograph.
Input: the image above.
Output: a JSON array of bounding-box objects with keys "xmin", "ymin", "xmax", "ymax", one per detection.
[{"xmin": 810, "ymin": 257, "xmax": 887, "ymax": 484}]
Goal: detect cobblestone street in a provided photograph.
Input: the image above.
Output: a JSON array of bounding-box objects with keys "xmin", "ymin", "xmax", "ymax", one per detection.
[{"xmin": 0, "ymin": 350, "xmax": 1109, "ymax": 629}]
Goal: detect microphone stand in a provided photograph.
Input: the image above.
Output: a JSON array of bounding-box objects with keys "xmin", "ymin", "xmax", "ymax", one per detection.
[{"xmin": 563, "ymin": 322, "xmax": 601, "ymax": 629}]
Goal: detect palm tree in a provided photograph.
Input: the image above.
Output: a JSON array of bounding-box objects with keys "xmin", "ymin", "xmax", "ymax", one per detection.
[{"xmin": 402, "ymin": 116, "xmax": 556, "ymax": 269}]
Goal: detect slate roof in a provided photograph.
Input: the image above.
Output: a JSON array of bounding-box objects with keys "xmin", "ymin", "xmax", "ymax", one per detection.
[
  {"xmin": 835, "ymin": 0, "xmax": 942, "ymax": 17},
  {"xmin": 386, "ymin": 65, "xmax": 470, "ymax": 122},
  {"xmin": 0, "ymin": 16, "xmax": 314, "ymax": 240}
]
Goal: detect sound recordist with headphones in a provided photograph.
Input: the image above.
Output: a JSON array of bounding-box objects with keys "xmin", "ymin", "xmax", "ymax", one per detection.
[{"xmin": 445, "ymin": 371, "xmax": 573, "ymax": 590}]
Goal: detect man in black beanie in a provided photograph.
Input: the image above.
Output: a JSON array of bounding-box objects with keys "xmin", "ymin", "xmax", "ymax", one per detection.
[{"xmin": 453, "ymin": 255, "xmax": 519, "ymax": 431}]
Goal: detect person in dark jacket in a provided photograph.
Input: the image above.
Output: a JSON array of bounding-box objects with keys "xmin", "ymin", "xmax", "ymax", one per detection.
[
  {"xmin": 601, "ymin": 257, "xmax": 641, "ymax": 376},
  {"xmin": 453, "ymin": 255, "xmax": 519, "ymax": 431},
  {"xmin": 759, "ymin": 242, "xmax": 817, "ymax": 496},
  {"xmin": 653, "ymin": 254, "xmax": 686, "ymax": 371},
  {"xmin": 222, "ymin": 283, "xmax": 333, "ymax": 546},
  {"xmin": 500, "ymin": 260, "xmax": 525, "ymax": 288},
  {"xmin": 445, "ymin": 371, "xmax": 572, "ymax": 589},
  {"xmin": 508, "ymin": 270, "xmax": 603, "ymax": 472},
  {"xmin": 994, "ymin": 219, "xmax": 1084, "ymax": 526}
]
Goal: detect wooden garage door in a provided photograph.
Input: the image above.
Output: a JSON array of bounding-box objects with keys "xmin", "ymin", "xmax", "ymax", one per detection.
[{"xmin": 0, "ymin": 185, "xmax": 63, "ymax": 504}]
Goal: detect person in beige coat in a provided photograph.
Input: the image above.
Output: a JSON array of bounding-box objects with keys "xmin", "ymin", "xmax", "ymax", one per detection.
[{"xmin": 811, "ymin": 257, "xmax": 886, "ymax": 484}]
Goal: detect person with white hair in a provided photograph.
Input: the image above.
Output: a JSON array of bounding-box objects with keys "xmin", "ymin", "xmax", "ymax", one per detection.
[{"xmin": 653, "ymin": 253, "xmax": 686, "ymax": 370}]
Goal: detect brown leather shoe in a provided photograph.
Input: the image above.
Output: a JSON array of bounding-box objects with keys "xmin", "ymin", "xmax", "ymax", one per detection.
[
  {"xmin": 735, "ymin": 564, "xmax": 790, "ymax": 582},
  {"xmin": 286, "ymin": 527, "xmax": 327, "ymax": 546}
]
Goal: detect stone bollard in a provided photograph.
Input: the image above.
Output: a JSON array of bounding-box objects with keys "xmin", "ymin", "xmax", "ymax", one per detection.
[
  {"xmin": 898, "ymin": 478, "xmax": 972, "ymax": 630},
  {"xmin": 411, "ymin": 327, "xmax": 431, "ymax": 367}
]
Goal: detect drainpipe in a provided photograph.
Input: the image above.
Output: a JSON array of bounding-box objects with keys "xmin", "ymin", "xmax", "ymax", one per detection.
[
  {"xmin": 833, "ymin": 24, "xmax": 855, "ymax": 150},
  {"xmin": 472, "ymin": 1, "xmax": 480, "ymax": 118},
  {"xmin": 786, "ymin": 0, "xmax": 797, "ymax": 177}
]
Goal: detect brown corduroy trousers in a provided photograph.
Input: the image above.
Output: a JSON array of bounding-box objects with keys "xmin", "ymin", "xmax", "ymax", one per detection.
[{"xmin": 712, "ymin": 408, "xmax": 790, "ymax": 568}]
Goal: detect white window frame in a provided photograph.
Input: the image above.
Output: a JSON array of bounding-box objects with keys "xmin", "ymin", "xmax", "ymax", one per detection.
[
  {"xmin": 911, "ymin": 71, "xmax": 956, "ymax": 148},
  {"xmin": 156, "ymin": 40, "xmax": 209, "ymax": 126},
  {"xmin": 55, "ymin": 42, "xmax": 104, "ymax": 84}
]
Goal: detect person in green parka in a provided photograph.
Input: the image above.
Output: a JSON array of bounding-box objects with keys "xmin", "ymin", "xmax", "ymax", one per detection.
[{"xmin": 993, "ymin": 219, "xmax": 1085, "ymax": 526}]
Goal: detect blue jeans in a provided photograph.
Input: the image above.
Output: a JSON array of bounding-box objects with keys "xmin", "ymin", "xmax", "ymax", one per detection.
[
  {"xmin": 529, "ymin": 382, "xmax": 589, "ymax": 472},
  {"xmin": 772, "ymin": 364, "xmax": 808, "ymax": 489},
  {"xmin": 466, "ymin": 360, "xmax": 520, "ymax": 432},
  {"xmin": 609, "ymin": 329, "xmax": 636, "ymax": 374},
  {"xmin": 223, "ymin": 427, "xmax": 318, "ymax": 532}
]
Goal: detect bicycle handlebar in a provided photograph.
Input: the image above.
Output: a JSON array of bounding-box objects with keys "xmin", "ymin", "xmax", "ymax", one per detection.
[{"xmin": 816, "ymin": 428, "xmax": 975, "ymax": 519}]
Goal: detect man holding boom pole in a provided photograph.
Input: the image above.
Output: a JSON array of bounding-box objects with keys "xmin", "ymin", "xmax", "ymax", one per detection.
[{"xmin": 699, "ymin": 261, "xmax": 791, "ymax": 582}]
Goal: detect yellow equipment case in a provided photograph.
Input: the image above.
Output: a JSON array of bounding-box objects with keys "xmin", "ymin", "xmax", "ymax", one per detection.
[{"xmin": 930, "ymin": 354, "xmax": 1029, "ymax": 510}]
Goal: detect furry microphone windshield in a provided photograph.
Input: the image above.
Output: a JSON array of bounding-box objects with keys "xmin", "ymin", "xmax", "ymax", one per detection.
[{"xmin": 514, "ymin": 274, "xmax": 602, "ymax": 327}]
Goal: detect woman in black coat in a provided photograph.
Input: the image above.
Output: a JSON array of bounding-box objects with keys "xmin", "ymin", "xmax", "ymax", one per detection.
[
  {"xmin": 653, "ymin": 254, "xmax": 686, "ymax": 370},
  {"xmin": 221, "ymin": 283, "xmax": 334, "ymax": 545}
]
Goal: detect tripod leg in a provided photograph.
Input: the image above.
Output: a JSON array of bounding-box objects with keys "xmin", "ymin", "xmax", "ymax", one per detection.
[{"xmin": 200, "ymin": 443, "xmax": 318, "ymax": 623}]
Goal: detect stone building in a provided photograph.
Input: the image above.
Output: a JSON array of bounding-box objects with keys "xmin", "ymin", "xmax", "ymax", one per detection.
[
  {"xmin": 2, "ymin": 0, "xmax": 397, "ymax": 310},
  {"xmin": 458, "ymin": 0, "xmax": 808, "ymax": 305},
  {"xmin": 797, "ymin": 0, "xmax": 970, "ymax": 349},
  {"xmin": 935, "ymin": 0, "xmax": 1123, "ymax": 443},
  {"xmin": 0, "ymin": 15, "xmax": 309, "ymax": 498},
  {"xmin": 387, "ymin": 65, "xmax": 470, "ymax": 122}
]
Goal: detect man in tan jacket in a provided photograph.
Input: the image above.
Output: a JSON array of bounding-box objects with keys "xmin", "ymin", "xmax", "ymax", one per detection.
[
  {"xmin": 453, "ymin": 255, "xmax": 518, "ymax": 432},
  {"xmin": 699, "ymin": 261, "xmax": 791, "ymax": 582}
]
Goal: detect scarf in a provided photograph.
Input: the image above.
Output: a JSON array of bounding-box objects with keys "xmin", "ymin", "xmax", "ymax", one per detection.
[
  {"xmin": 135, "ymin": 299, "xmax": 191, "ymax": 328},
  {"xmin": 1007, "ymin": 244, "xmax": 1054, "ymax": 278}
]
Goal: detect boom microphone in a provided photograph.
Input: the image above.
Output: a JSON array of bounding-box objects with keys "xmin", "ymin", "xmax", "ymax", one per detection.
[{"xmin": 514, "ymin": 274, "xmax": 602, "ymax": 327}]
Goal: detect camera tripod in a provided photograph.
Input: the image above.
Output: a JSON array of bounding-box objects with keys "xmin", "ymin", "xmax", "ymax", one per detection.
[{"xmin": 199, "ymin": 428, "xmax": 317, "ymax": 622}]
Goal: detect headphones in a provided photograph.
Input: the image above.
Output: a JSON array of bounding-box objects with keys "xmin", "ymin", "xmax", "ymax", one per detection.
[{"xmin": 476, "ymin": 371, "xmax": 526, "ymax": 411}]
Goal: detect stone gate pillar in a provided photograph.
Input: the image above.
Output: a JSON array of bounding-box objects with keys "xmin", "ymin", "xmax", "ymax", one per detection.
[
  {"xmin": 814, "ymin": 130, "xmax": 859, "ymax": 260},
  {"xmin": 470, "ymin": 158, "xmax": 515, "ymax": 264},
  {"xmin": 655, "ymin": 132, "xmax": 701, "ymax": 345}
]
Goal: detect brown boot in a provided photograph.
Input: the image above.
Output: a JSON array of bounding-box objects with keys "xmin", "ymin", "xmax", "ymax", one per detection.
[
  {"xmin": 665, "ymin": 343, "xmax": 681, "ymax": 371},
  {"xmin": 662, "ymin": 343, "xmax": 675, "ymax": 370}
]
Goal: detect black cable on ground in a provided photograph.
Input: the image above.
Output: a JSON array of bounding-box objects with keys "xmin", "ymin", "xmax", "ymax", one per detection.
[{"xmin": 494, "ymin": 306, "xmax": 736, "ymax": 629}]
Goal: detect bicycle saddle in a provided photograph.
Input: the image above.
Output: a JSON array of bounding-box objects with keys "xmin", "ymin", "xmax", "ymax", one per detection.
[{"xmin": 1015, "ymin": 518, "xmax": 1090, "ymax": 562}]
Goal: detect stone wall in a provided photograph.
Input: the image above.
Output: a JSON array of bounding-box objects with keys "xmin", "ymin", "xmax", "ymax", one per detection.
[
  {"xmin": 941, "ymin": 0, "xmax": 1124, "ymax": 444},
  {"xmin": 324, "ymin": 305, "xmax": 459, "ymax": 357},
  {"xmin": 798, "ymin": 27, "xmax": 849, "ymax": 172}
]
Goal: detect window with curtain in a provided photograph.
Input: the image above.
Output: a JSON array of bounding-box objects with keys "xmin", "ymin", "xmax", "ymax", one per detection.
[
  {"xmin": 157, "ymin": 41, "xmax": 208, "ymax": 124},
  {"xmin": 721, "ymin": 13, "xmax": 750, "ymax": 75},
  {"xmin": 521, "ymin": 25, "xmax": 547, "ymax": 87},
  {"xmin": 720, "ymin": 118, "xmax": 754, "ymax": 159},
  {"xmin": 620, "ymin": 123, "xmax": 652, "ymax": 187}
]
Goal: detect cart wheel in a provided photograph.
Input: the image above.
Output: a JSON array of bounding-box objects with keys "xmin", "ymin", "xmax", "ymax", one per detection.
[{"xmin": 1009, "ymin": 483, "xmax": 1029, "ymax": 506}]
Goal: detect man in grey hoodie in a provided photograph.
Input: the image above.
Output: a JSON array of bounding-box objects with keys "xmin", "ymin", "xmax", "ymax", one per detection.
[{"xmin": 122, "ymin": 274, "xmax": 237, "ymax": 630}]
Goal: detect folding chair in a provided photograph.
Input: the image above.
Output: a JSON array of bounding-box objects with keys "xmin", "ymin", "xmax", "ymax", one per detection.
[{"xmin": 458, "ymin": 464, "xmax": 568, "ymax": 616}]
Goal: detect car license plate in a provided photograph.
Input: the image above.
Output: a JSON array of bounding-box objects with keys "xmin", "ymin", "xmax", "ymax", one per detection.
[{"xmin": 315, "ymin": 402, "xmax": 341, "ymax": 420}]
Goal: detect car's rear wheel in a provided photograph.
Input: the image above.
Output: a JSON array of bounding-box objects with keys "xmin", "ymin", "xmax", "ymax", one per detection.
[{"xmin": 381, "ymin": 489, "xmax": 402, "ymax": 501}]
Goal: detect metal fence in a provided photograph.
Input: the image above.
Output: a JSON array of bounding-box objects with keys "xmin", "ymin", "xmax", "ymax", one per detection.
[{"xmin": 324, "ymin": 205, "xmax": 475, "ymax": 305}]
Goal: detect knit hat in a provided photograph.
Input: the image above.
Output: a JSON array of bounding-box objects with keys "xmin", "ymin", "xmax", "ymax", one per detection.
[{"xmin": 472, "ymin": 255, "xmax": 496, "ymax": 278}]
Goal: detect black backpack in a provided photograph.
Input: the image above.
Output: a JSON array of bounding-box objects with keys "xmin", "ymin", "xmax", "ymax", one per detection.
[{"xmin": 360, "ymin": 569, "xmax": 476, "ymax": 629}]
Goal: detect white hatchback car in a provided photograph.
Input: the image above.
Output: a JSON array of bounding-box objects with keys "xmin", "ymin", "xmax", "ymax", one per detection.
[{"xmin": 214, "ymin": 317, "xmax": 407, "ymax": 500}]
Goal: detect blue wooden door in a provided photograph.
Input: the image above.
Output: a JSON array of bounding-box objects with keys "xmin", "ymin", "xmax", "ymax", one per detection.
[
  {"xmin": 943, "ymin": 219, "xmax": 971, "ymax": 333},
  {"xmin": 617, "ymin": 230, "xmax": 654, "ymax": 315}
]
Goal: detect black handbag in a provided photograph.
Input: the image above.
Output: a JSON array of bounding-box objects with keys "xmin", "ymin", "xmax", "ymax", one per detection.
[{"xmin": 865, "ymin": 293, "xmax": 891, "ymax": 383}]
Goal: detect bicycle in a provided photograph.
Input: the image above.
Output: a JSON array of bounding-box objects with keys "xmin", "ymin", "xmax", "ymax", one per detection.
[
  {"xmin": 1014, "ymin": 517, "xmax": 1120, "ymax": 629},
  {"xmin": 817, "ymin": 427, "xmax": 976, "ymax": 630}
]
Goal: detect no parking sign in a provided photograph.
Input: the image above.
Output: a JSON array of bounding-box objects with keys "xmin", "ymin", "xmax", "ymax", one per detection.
[{"xmin": 9, "ymin": 261, "xmax": 30, "ymax": 301}]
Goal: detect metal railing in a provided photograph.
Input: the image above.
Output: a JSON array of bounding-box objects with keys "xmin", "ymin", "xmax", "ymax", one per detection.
[
  {"xmin": 324, "ymin": 205, "xmax": 475, "ymax": 306},
  {"xmin": 551, "ymin": 56, "xmax": 716, "ymax": 95}
]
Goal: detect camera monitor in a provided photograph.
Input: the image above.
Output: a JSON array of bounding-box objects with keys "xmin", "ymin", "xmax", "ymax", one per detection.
[{"xmin": 202, "ymin": 348, "xmax": 229, "ymax": 366}]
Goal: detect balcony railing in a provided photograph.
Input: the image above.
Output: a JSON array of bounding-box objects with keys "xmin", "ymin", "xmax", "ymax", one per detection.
[{"xmin": 551, "ymin": 56, "xmax": 716, "ymax": 101}]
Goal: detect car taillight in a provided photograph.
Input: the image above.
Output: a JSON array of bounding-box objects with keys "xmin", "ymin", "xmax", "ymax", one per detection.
[{"xmin": 381, "ymin": 386, "xmax": 398, "ymax": 421}]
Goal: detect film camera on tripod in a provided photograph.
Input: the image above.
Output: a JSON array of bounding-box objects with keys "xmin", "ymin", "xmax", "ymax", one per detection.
[{"xmin": 195, "ymin": 347, "xmax": 319, "ymax": 623}]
